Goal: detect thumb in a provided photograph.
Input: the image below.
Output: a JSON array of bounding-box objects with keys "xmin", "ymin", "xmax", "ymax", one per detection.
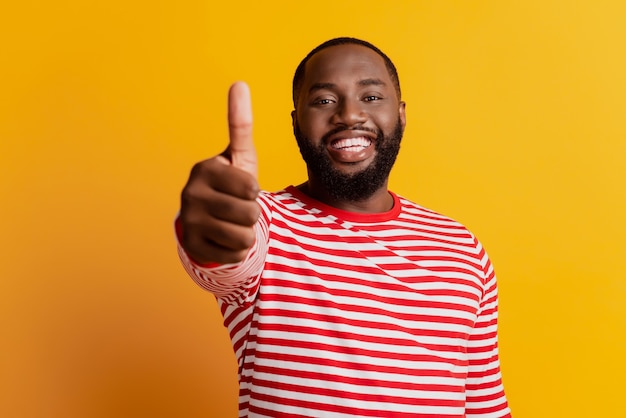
[{"xmin": 226, "ymin": 81, "xmax": 257, "ymax": 179}]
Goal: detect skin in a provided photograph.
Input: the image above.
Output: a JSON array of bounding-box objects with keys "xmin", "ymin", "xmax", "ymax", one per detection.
[{"xmin": 179, "ymin": 44, "xmax": 406, "ymax": 264}]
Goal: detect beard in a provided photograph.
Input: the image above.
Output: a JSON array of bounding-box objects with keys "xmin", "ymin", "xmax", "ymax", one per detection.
[{"xmin": 294, "ymin": 118, "xmax": 404, "ymax": 202}]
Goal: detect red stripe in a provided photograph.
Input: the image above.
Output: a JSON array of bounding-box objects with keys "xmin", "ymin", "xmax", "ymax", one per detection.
[
  {"xmin": 250, "ymin": 376, "xmax": 465, "ymax": 407},
  {"xmin": 251, "ymin": 362, "xmax": 465, "ymax": 392},
  {"xmin": 252, "ymin": 336, "xmax": 469, "ymax": 370}
]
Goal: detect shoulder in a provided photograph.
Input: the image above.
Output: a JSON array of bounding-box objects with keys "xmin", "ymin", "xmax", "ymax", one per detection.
[
  {"xmin": 395, "ymin": 194, "xmax": 471, "ymax": 229},
  {"xmin": 393, "ymin": 193, "xmax": 479, "ymax": 245},
  {"xmin": 395, "ymin": 194, "xmax": 495, "ymax": 279}
]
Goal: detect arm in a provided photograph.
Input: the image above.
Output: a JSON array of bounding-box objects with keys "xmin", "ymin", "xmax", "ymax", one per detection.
[{"xmin": 465, "ymin": 241, "xmax": 512, "ymax": 418}]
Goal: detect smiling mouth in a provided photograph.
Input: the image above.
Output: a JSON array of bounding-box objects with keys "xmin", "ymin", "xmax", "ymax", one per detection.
[{"xmin": 330, "ymin": 136, "xmax": 372, "ymax": 152}]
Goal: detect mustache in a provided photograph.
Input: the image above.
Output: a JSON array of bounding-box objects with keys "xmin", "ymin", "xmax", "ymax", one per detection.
[{"xmin": 320, "ymin": 125, "xmax": 380, "ymax": 143}]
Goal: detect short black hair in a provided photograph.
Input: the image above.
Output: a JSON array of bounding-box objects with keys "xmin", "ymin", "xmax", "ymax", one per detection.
[{"xmin": 292, "ymin": 37, "xmax": 401, "ymax": 106}]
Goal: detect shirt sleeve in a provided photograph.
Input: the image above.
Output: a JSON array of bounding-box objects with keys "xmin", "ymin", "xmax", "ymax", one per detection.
[
  {"xmin": 465, "ymin": 238, "xmax": 512, "ymax": 417},
  {"xmin": 175, "ymin": 193, "xmax": 272, "ymax": 307}
]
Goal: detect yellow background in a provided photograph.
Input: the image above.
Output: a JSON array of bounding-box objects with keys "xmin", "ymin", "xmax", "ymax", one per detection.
[{"xmin": 2, "ymin": 1, "xmax": 625, "ymax": 417}]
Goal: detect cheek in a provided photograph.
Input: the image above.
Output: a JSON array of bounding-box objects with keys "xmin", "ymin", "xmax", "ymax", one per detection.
[
  {"xmin": 379, "ymin": 109, "xmax": 402, "ymax": 131},
  {"xmin": 297, "ymin": 112, "xmax": 329, "ymax": 139}
]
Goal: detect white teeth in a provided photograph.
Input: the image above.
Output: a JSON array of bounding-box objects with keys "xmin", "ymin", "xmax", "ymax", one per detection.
[{"xmin": 331, "ymin": 137, "xmax": 372, "ymax": 150}]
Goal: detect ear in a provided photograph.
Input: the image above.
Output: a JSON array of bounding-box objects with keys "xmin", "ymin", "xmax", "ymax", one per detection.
[
  {"xmin": 291, "ymin": 110, "xmax": 297, "ymax": 134},
  {"xmin": 399, "ymin": 101, "xmax": 407, "ymax": 129}
]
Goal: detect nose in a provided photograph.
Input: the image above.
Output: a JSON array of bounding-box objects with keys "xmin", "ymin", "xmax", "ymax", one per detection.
[{"xmin": 332, "ymin": 98, "xmax": 368, "ymax": 127}]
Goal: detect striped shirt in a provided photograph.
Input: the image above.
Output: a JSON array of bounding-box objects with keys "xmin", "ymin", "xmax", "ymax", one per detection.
[{"xmin": 177, "ymin": 186, "xmax": 511, "ymax": 418}]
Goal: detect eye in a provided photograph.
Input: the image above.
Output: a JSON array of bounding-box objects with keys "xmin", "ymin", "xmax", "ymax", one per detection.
[
  {"xmin": 363, "ymin": 95, "xmax": 382, "ymax": 102},
  {"xmin": 313, "ymin": 97, "xmax": 336, "ymax": 105}
]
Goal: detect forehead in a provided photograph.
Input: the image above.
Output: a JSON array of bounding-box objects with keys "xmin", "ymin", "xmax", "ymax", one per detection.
[{"xmin": 302, "ymin": 44, "xmax": 391, "ymax": 87}]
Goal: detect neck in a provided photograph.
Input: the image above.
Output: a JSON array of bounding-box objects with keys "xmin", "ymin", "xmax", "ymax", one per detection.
[{"xmin": 296, "ymin": 180, "xmax": 394, "ymax": 213}]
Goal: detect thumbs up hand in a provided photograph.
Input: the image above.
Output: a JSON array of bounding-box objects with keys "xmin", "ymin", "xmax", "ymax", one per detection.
[{"xmin": 179, "ymin": 82, "xmax": 261, "ymax": 265}]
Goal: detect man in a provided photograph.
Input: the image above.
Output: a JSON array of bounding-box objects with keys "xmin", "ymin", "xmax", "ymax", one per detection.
[{"xmin": 176, "ymin": 37, "xmax": 511, "ymax": 417}]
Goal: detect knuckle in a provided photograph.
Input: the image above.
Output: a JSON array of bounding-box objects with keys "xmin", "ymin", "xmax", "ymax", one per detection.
[
  {"xmin": 242, "ymin": 176, "xmax": 260, "ymax": 199},
  {"xmin": 189, "ymin": 158, "xmax": 221, "ymax": 185},
  {"xmin": 218, "ymin": 227, "xmax": 255, "ymax": 251},
  {"xmin": 180, "ymin": 187, "xmax": 193, "ymax": 207},
  {"xmin": 212, "ymin": 197, "xmax": 258, "ymax": 226},
  {"xmin": 189, "ymin": 160, "xmax": 206, "ymax": 178},
  {"xmin": 221, "ymin": 249, "xmax": 248, "ymax": 265},
  {"xmin": 240, "ymin": 228, "xmax": 257, "ymax": 249},
  {"xmin": 182, "ymin": 181, "xmax": 217, "ymax": 210},
  {"xmin": 229, "ymin": 120, "xmax": 253, "ymax": 133},
  {"xmin": 183, "ymin": 181, "xmax": 204, "ymax": 200},
  {"xmin": 242, "ymin": 204, "xmax": 261, "ymax": 225},
  {"xmin": 182, "ymin": 210, "xmax": 204, "ymax": 228},
  {"xmin": 180, "ymin": 229, "xmax": 201, "ymax": 254}
]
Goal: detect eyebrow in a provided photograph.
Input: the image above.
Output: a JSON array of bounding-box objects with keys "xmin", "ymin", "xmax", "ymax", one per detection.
[
  {"xmin": 358, "ymin": 78, "xmax": 387, "ymax": 87},
  {"xmin": 307, "ymin": 78, "xmax": 387, "ymax": 95}
]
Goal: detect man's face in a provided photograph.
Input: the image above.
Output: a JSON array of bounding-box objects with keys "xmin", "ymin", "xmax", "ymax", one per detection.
[{"xmin": 292, "ymin": 43, "xmax": 406, "ymax": 202}]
